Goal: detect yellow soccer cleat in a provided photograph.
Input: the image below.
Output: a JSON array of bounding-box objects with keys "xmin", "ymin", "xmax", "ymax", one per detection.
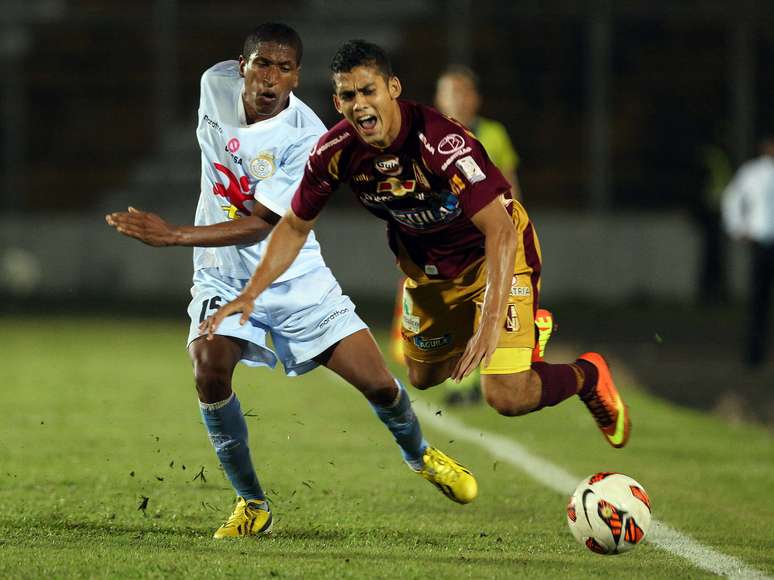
[
  {"xmin": 213, "ymin": 497, "xmax": 273, "ymax": 539},
  {"xmin": 416, "ymin": 447, "xmax": 478, "ymax": 504}
]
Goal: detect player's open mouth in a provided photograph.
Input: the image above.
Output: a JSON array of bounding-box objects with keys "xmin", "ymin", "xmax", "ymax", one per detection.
[
  {"xmin": 258, "ymin": 92, "xmax": 277, "ymax": 104},
  {"xmin": 356, "ymin": 115, "xmax": 378, "ymax": 133}
]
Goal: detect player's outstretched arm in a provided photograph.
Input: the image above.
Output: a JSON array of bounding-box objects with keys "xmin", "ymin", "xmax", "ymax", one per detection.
[
  {"xmin": 451, "ymin": 197, "xmax": 517, "ymax": 381},
  {"xmin": 199, "ymin": 208, "xmax": 315, "ymax": 339},
  {"xmin": 105, "ymin": 204, "xmax": 278, "ymax": 247}
]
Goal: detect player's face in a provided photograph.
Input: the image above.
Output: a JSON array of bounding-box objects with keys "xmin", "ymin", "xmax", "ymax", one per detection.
[
  {"xmin": 435, "ymin": 74, "xmax": 479, "ymax": 127},
  {"xmin": 332, "ymin": 66, "xmax": 402, "ymax": 148},
  {"xmin": 239, "ymin": 41, "xmax": 299, "ymax": 123}
]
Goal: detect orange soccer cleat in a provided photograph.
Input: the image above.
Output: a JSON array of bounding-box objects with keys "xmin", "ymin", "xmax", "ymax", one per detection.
[{"xmin": 577, "ymin": 352, "xmax": 631, "ymax": 448}]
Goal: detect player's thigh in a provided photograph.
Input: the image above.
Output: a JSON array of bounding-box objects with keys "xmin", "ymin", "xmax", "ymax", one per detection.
[
  {"xmin": 398, "ymin": 262, "xmax": 484, "ymax": 374},
  {"xmin": 186, "ymin": 268, "xmax": 278, "ymax": 370},
  {"xmin": 405, "ymin": 356, "xmax": 458, "ymax": 389},
  {"xmin": 315, "ymin": 328, "xmax": 395, "ymax": 403}
]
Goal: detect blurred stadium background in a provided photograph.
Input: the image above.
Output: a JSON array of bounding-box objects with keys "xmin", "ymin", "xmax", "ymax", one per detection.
[{"xmin": 1, "ymin": 0, "xmax": 773, "ymax": 423}]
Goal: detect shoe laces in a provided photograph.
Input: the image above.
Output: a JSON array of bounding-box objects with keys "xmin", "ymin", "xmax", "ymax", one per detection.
[
  {"xmin": 425, "ymin": 451, "xmax": 460, "ymax": 484},
  {"xmin": 583, "ymin": 389, "xmax": 614, "ymax": 427},
  {"xmin": 223, "ymin": 499, "xmax": 262, "ymax": 528}
]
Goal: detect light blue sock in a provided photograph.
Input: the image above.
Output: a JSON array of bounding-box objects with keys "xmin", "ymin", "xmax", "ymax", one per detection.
[
  {"xmin": 199, "ymin": 393, "xmax": 265, "ymax": 502},
  {"xmin": 371, "ymin": 380, "xmax": 429, "ymax": 470}
]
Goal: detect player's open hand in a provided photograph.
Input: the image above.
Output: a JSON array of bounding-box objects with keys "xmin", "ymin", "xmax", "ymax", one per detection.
[
  {"xmin": 199, "ymin": 293, "xmax": 254, "ymax": 340},
  {"xmin": 105, "ymin": 206, "xmax": 179, "ymax": 247},
  {"xmin": 451, "ymin": 322, "xmax": 500, "ymax": 382}
]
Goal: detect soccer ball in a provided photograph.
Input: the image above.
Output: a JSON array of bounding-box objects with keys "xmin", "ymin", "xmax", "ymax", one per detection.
[{"xmin": 566, "ymin": 472, "xmax": 652, "ymax": 555}]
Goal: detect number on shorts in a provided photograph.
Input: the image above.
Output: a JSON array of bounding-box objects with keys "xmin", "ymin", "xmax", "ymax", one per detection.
[{"xmin": 198, "ymin": 296, "xmax": 223, "ymax": 324}]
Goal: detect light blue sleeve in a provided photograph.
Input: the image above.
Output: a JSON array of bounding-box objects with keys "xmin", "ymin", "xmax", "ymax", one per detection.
[{"xmin": 253, "ymin": 132, "xmax": 320, "ymax": 217}]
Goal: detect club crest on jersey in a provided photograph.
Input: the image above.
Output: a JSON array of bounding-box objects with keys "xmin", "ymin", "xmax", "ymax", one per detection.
[
  {"xmin": 374, "ymin": 155, "xmax": 402, "ymax": 176},
  {"xmin": 505, "ymin": 304, "xmax": 520, "ymax": 332},
  {"xmin": 438, "ymin": 133, "xmax": 465, "ymax": 155},
  {"xmin": 249, "ymin": 152, "xmax": 275, "ymax": 180}
]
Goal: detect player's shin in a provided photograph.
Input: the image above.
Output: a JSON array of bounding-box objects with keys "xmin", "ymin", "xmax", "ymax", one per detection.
[
  {"xmin": 199, "ymin": 393, "xmax": 266, "ymax": 502},
  {"xmin": 370, "ymin": 379, "xmax": 428, "ymax": 470}
]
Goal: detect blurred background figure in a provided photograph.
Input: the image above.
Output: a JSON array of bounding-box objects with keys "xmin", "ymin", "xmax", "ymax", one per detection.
[
  {"xmin": 695, "ymin": 138, "xmax": 732, "ymax": 306},
  {"xmin": 434, "ymin": 65, "xmax": 521, "ymax": 200},
  {"xmin": 722, "ymin": 132, "xmax": 774, "ymax": 369}
]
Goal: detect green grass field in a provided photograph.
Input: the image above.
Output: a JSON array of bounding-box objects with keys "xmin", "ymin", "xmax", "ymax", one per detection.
[{"xmin": 1, "ymin": 317, "xmax": 772, "ymax": 579}]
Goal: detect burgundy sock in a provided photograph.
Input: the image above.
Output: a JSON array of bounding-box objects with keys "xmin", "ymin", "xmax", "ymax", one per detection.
[
  {"xmin": 575, "ymin": 359, "xmax": 598, "ymax": 398},
  {"xmin": 532, "ymin": 362, "xmax": 583, "ymax": 409}
]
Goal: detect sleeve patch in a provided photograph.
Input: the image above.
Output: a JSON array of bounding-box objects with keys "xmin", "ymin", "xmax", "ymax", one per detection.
[{"xmin": 455, "ymin": 156, "xmax": 486, "ymax": 184}]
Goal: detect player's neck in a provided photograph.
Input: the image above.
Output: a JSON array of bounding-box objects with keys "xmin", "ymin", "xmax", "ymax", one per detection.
[{"xmin": 242, "ymin": 93, "xmax": 290, "ymax": 125}]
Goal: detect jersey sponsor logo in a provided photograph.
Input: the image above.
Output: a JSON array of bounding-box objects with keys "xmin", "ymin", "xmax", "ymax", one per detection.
[
  {"xmin": 413, "ymin": 334, "xmax": 452, "ymax": 350},
  {"xmin": 440, "ymin": 146, "xmax": 472, "ymax": 171},
  {"xmin": 401, "ymin": 293, "xmax": 420, "ymax": 333},
  {"xmin": 377, "ymin": 178, "xmax": 416, "ymax": 197},
  {"xmin": 312, "ymin": 132, "xmax": 350, "ymax": 156},
  {"xmin": 510, "ymin": 275, "xmax": 531, "ymax": 297},
  {"xmin": 227, "ymin": 138, "xmax": 240, "ymax": 153},
  {"xmin": 455, "ymin": 155, "xmax": 486, "ymax": 183},
  {"xmin": 212, "ymin": 163, "xmax": 252, "ymax": 217},
  {"xmin": 374, "ymin": 155, "xmax": 402, "ymax": 176},
  {"xmin": 389, "ymin": 201, "xmax": 461, "ymax": 229},
  {"xmin": 438, "ymin": 133, "xmax": 465, "ymax": 155},
  {"xmin": 202, "ymin": 114, "xmax": 223, "ymax": 134},
  {"xmin": 505, "ymin": 304, "xmax": 520, "ymax": 332},
  {"xmin": 248, "ymin": 152, "xmax": 275, "ymax": 180},
  {"xmin": 318, "ymin": 308, "xmax": 349, "ymax": 328},
  {"xmin": 418, "ymin": 132, "xmax": 435, "ymax": 154}
]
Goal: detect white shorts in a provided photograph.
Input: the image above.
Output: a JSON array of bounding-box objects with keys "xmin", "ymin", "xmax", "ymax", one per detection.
[{"xmin": 187, "ymin": 267, "xmax": 368, "ymax": 376}]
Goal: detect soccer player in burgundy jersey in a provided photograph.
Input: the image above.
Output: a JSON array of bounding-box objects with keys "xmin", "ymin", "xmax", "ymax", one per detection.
[{"xmin": 202, "ymin": 40, "xmax": 631, "ymax": 450}]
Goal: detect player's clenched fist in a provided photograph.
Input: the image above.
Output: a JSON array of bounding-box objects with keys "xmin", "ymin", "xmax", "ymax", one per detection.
[{"xmin": 105, "ymin": 206, "xmax": 179, "ymax": 247}]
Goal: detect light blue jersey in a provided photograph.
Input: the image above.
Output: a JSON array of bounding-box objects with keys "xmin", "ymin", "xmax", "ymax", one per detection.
[
  {"xmin": 188, "ymin": 61, "xmax": 367, "ymax": 374},
  {"xmin": 194, "ymin": 60, "xmax": 326, "ymax": 280}
]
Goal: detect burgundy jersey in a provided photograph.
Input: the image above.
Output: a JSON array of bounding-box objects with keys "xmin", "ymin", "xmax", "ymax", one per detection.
[{"xmin": 292, "ymin": 100, "xmax": 512, "ymax": 279}]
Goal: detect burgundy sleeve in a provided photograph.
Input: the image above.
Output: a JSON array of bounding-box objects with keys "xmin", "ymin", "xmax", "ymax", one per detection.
[
  {"xmin": 290, "ymin": 140, "xmax": 338, "ymax": 221},
  {"xmin": 428, "ymin": 118, "xmax": 511, "ymax": 219}
]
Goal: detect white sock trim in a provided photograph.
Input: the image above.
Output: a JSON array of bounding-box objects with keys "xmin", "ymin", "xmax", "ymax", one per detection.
[
  {"xmin": 386, "ymin": 378, "xmax": 403, "ymax": 408},
  {"xmin": 199, "ymin": 392, "xmax": 235, "ymax": 411}
]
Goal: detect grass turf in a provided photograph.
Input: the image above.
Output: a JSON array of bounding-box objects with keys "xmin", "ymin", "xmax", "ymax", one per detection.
[{"xmin": 0, "ymin": 317, "xmax": 772, "ymax": 578}]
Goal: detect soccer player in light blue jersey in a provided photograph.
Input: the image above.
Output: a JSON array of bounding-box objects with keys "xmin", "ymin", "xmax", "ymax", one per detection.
[{"xmin": 106, "ymin": 23, "xmax": 477, "ymax": 538}]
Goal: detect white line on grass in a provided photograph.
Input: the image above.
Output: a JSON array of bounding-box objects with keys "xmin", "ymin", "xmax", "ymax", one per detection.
[{"xmin": 412, "ymin": 405, "xmax": 771, "ymax": 579}]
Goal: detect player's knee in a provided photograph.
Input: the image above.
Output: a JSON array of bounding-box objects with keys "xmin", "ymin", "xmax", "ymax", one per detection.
[
  {"xmin": 482, "ymin": 374, "xmax": 534, "ymax": 417},
  {"xmin": 359, "ymin": 373, "xmax": 399, "ymax": 406},
  {"xmin": 192, "ymin": 360, "xmax": 232, "ymax": 402}
]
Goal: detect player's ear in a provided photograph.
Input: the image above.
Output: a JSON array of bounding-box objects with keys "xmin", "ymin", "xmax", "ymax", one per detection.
[
  {"xmin": 332, "ymin": 94, "xmax": 343, "ymax": 114},
  {"xmin": 291, "ymin": 65, "xmax": 300, "ymax": 90},
  {"xmin": 238, "ymin": 55, "xmax": 246, "ymax": 78},
  {"xmin": 388, "ymin": 76, "xmax": 402, "ymax": 99}
]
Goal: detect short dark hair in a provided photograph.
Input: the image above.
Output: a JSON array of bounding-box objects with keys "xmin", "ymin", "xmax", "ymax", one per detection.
[
  {"xmin": 243, "ymin": 23, "xmax": 303, "ymax": 65},
  {"xmin": 330, "ymin": 40, "xmax": 393, "ymax": 84},
  {"xmin": 439, "ymin": 64, "xmax": 480, "ymax": 92}
]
